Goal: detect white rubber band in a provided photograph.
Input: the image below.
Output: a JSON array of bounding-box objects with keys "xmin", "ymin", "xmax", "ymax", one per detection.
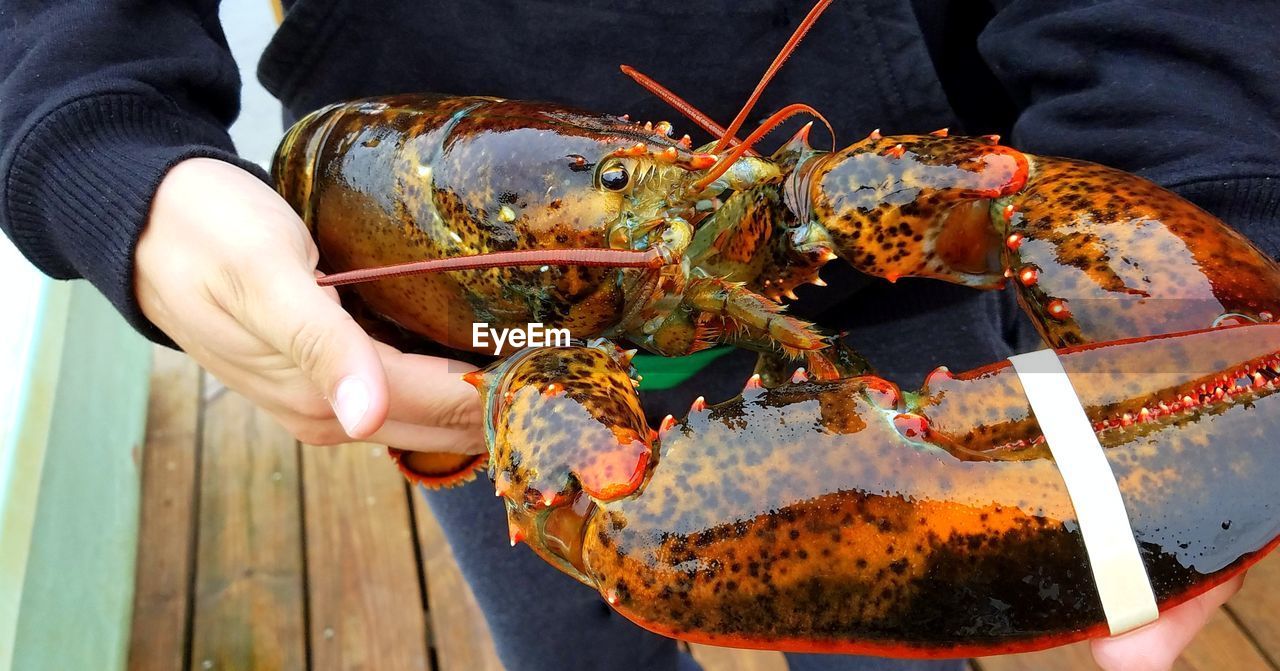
[{"xmin": 1008, "ymin": 349, "xmax": 1159, "ymax": 635}]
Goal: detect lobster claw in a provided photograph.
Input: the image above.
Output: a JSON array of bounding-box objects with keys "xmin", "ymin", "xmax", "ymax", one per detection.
[{"xmin": 478, "ymin": 345, "xmax": 654, "ymax": 506}]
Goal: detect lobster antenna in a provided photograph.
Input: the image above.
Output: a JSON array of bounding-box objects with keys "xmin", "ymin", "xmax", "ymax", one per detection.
[
  {"xmin": 712, "ymin": 0, "xmax": 835, "ymax": 154},
  {"xmin": 618, "ymin": 65, "xmax": 754, "ymax": 155},
  {"xmin": 317, "ymin": 248, "xmax": 665, "ymax": 287},
  {"xmin": 692, "ymin": 103, "xmax": 834, "ymax": 193}
]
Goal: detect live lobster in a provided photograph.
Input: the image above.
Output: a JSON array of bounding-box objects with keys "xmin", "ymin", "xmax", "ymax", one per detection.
[{"xmin": 270, "ymin": 0, "xmax": 1280, "ymax": 657}]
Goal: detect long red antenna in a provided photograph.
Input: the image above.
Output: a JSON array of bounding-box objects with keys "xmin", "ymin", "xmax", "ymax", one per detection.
[
  {"xmin": 692, "ymin": 103, "xmax": 833, "ymax": 193},
  {"xmin": 712, "ymin": 0, "xmax": 835, "ymax": 154},
  {"xmin": 317, "ymin": 248, "xmax": 665, "ymax": 287},
  {"xmin": 619, "ymin": 66, "xmax": 756, "ymax": 156}
]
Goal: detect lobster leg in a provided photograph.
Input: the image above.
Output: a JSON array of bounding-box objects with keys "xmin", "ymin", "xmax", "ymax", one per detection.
[
  {"xmin": 681, "ymin": 277, "xmax": 828, "ymax": 356},
  {"xmin": 751, "ymin": 338, "xmax": 873, "ymax": 387},
  {"xmin": 622, "ymin": 276, "xmax": 857, "ymax": 380}
]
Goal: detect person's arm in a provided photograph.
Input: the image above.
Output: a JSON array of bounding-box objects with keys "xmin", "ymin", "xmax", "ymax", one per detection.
[
  {"xmin": 978, "ymin": 2, "xmax": 1277, "ymax": 667},
  {"xmin": 0, "ymin": 0, "xmax": 261, "ymax": 341},
  {"xmin": 0, "ymin": 2, "xmax": 483, "ymax": 453}
]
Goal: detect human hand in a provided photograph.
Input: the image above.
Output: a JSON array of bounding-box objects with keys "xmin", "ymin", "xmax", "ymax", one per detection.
[
  {"xmin": 1090, "ymin": 573, "xmax": 1245, "ymax": 671},
  {"xmin": 136, "ymin": 157, "xmax": 484, "ymax": 454}
]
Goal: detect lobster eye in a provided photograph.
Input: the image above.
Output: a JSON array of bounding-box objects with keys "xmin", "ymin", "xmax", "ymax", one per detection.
[{"xmin": 598, "ymin": 162, "xmax": 631, "ymax": 192}]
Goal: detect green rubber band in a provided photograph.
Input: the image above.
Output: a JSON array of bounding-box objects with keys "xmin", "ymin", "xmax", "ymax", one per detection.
[{"xmin": 630, "ymin": 346, "xmax": 736, "ymax": 390}]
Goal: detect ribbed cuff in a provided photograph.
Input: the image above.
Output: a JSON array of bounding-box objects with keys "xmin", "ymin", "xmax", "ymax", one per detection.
[
  {"xmin": 4, "ymin": 93, "xmax": 270, "ymax": 345},
  {"xmin": 1173, "ymin": 176, "xmax": 1280, "ymax": 260}
]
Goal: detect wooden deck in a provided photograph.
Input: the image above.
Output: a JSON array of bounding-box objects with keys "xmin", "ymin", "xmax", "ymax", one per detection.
[{"xmin": 127, "ymin": 346, "xmax": 1280, "ymax": 671}]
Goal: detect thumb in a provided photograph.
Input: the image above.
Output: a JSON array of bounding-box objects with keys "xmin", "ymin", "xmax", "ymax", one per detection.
[
  {"xmin": 249, "ymin": 265, "xmax": 390, "ymax": 438},
  {"xmin": 1090, "ymin": 574, "xmax": 1244, "ymax": 671}
]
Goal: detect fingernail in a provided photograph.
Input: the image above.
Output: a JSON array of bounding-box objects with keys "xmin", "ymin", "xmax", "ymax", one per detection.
[{"xmin": 332, "ymin": 377, "xmax": 370, "ymax": 436}]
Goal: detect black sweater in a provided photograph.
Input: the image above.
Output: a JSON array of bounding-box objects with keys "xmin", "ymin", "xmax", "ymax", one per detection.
[{"xmin": 2, "ymin": 0, "xmax": 1279, "ymax": 346}]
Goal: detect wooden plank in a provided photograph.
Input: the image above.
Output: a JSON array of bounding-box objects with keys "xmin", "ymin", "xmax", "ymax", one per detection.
[
  {"xmin": 1228, "ymin": 552, "xmax": 1280, "ymax": 667},
  {"xmin": 976, "ymin": 605, "xmax": 1272, "ymax": 671},
  {"xmin": 411, "ymin": 494, "xmax": 504, "ymax": 671},
  {"xmin": 127, "ymin": 347, "xmax": 201, "ymax": 671},
  {"xmin": 303, "ymin": 443, "xmax": 430, "ymax": 671},
  {"xmin": 688, "ymin": 644, "xmax": 787, "ymax": 671},
  {"xmin": 189, "ymin": 382, "xmax": 307, "ymax": 671},
  {"xmin": 1175, "ymin": 608, "xmax": 1271, "ymax": 671}
]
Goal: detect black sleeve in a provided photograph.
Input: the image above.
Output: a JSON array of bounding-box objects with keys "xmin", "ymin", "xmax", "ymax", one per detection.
[
  {"xmin": 978, "ymin": 1, "xmax": 1280, "ymax": 257},
  {"xmin": 0, "ymin": 1, "xmax": 269, "ymax": 342}
]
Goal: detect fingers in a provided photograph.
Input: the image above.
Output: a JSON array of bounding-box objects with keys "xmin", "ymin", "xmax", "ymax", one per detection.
[
  {"xmin": 1090, "ymin": 574, "xmax": 1245, "ymax": 671},
  {"xmin": 200, "ymin": 355, "xmax": 485, "ymax": 453},
  {"xmin": 375, "ymin": 342, "xmax": 484, "ymax": 429},
  {"xmin": 245, "ymin": 264, "xmax": 390, "ymax": 439},
  {"xmin": 191, "ymin": 317, "xmax": 485, "ymax": 451},
  {"xmin": 366, "ymin": 423, "xmax": 487, "ymax": 454},
  {"xmin": 136, "ymin": 158, "xmax": 484, "ymax": 447},
  {"xmin": 186, "ymin": 293, "xmax": 485, "ymax": 448},
  {"xmin": 295, "ymin": 420, "xmax": 485, "ymax": 453}
]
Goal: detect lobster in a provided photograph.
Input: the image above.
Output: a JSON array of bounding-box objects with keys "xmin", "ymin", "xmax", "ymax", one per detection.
[
  {"xmin": 445, "ymin": 124, "xmax": 1280, "ymax": 654},
  {"xmin": 269, "ymin": 0, "xmax": 1280, "ymax": 656}
]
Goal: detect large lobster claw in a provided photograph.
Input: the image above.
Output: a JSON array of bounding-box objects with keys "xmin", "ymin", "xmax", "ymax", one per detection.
[{"xmin": 465, "ymin": 342, "xmax": 653, "ymax": 506}]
